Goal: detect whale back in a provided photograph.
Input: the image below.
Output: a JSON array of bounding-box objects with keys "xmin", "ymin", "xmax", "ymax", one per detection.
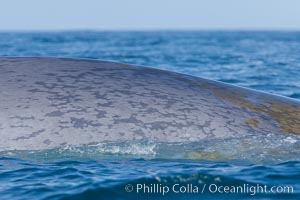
[{"xmin": 0, "ymin": 57, "xmax": 299, "ymax": 151}]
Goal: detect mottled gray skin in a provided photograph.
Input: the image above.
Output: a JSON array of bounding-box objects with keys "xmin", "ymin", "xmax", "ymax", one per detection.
[{"xmin": 0, "ymin": 57, "xmax": 299, "ymax": 151}]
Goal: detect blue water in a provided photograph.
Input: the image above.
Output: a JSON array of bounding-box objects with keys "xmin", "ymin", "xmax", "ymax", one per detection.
[{"xmin": 0, "ymin": 31, "xmax": 300, "ymax": 199}]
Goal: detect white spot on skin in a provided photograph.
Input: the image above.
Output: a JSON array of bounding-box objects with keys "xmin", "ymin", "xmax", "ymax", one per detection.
[{"xmin": 284, "ymin": 137, "xmax": 297, "ymax": 144}]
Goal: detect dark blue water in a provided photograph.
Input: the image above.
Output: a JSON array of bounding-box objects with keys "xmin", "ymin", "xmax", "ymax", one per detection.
[{"xmin": 0, "ymin": 31, "xmax": 300, "ymax": 199}]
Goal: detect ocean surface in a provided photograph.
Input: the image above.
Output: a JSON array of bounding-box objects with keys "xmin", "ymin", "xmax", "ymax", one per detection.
[{"xmin": 0, "ymin": 31, "xmax": 300, "ymax": 199}]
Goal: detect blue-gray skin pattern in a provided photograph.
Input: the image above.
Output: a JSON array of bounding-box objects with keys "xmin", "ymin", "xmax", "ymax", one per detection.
[{"xmin": 0, "ymin": 57, "xmax": 299, "ymax": 151}]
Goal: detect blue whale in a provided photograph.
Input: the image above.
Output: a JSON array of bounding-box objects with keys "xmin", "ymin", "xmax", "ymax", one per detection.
[{"xmin": 0, "ymin": 57, "xmax": 299, "ymax": 151}]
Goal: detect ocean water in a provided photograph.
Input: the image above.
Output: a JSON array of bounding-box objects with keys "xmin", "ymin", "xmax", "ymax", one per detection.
[{"xmin": 0, "ymin": 31, "xmax": 300, "ymax": 199}]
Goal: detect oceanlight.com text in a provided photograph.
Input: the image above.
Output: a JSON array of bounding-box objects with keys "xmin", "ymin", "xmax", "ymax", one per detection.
[{"xmin": 125, "ymin": 183, "xmax": 294, "ymax": 196}]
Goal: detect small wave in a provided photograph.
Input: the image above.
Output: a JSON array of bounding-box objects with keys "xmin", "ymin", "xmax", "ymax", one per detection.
[
  {"xmin": 0, "ymin": 141, "xmax": 158, "ymax": 161},
  {"xmin": 1, "ymin": 133, "xmax": 300, "ymax": 164},
  {"xmin": 91, "ymin": 142, "xmax": 157, "ymax": 156}
]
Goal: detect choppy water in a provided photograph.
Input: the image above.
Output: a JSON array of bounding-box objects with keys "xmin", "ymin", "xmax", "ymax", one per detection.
[{"xmin": 0, "ymin": 31, "xmax": 300, "ymax": 199}]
